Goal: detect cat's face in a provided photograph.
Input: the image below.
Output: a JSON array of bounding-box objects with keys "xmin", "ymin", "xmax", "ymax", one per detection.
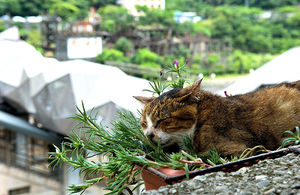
[{"xmin": 134, "ymin": 80, "xmax": 202, "ymax": 147}]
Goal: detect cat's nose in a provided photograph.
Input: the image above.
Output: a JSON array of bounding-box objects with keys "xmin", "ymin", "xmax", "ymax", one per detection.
[{"xmin": 146, "ymin": 130, "xmax": 155, "ymax": 140}]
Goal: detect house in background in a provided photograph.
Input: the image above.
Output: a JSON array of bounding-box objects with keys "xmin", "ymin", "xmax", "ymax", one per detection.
[
  {"xmin": 117, "ymin": 0, "xmax": 165, "ymax": 16},
  {"xmin": 174, "ymin": 11, "xmax": 202, "ymax": 23}
]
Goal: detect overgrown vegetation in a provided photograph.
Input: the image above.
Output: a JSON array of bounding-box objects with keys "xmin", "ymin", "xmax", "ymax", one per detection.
[{"xmin": 2, "ymin": 1, "xmax": 298, "ymax": 76}]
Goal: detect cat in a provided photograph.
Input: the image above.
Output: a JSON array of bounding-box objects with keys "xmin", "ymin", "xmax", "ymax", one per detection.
[{"xmin": 134, "ymin": 79, "xmax": 300, "ymax": 157}]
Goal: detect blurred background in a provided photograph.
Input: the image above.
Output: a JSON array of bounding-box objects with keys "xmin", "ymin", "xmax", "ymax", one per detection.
[{"xmin": 0, "ymin": 0, "xmax": 299, "ymax": 194}]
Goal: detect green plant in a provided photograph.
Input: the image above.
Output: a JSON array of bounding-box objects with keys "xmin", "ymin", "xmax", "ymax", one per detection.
[
  {"xmin": 27, "ymin": 29, "xmax": 44, "ymax": 54},
  {"xmin": 115, "ymin": 37, "xmax": 133, "ymax": 56},
  {"xmin": 132, "ymin": 48, "xmax": 161, "ymax": 68},
  {"xmin": 140, "ymin": 62, "xmax": 161, "ymax": 69},
  {"xmin": 281, "ymin": 126, "xmax": 300, "ymax": 148},
  {"xmin": 96, "ymin": 49, "xmax": 126, "ymax": 64},
  {"xmin": 0, "ymin": 20, "xmax": 5, "ymax": 32},
  {"xmin": 143, "ymin": 79, "xmax": 168, "ymax": 96},
  {"xmin": 205, "ymin": 148, "xmax": 227, "ymax": 166},
  {"xmin": 49, "ymin": 103, "xmax": 210, "ymax": 194},
  {"xmin": 173, "ymin": 44, "xmax": 191, "ymax": 61}
]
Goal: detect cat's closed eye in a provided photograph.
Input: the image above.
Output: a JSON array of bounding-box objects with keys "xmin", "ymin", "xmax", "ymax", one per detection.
[{"xmin": 141, "ymin": 121, "xmax": 147, "ymax": 129}]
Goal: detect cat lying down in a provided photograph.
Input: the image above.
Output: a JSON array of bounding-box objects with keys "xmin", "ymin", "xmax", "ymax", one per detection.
[{"xmin": 134, "ymin": 79, "xmax": 300, "ymax": 157}]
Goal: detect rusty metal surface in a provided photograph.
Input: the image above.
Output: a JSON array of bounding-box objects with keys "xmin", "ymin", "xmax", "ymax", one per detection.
[{"xmin": 143, "ymin": 145, "xmax": 300, "ymax": 185}]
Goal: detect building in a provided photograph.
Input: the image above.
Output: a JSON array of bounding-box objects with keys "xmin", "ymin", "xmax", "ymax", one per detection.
[
  {"xmin": 174, "ymin": 11, "xmax": 202, "ymax": 23},
  {"xmin": 117, "ymin": 0, "xmax": 165, "ymax": 16},
  {"xmin": 0, "ymin": 28, "xmax": 148, "ymax": 195},
  {"xmin": 0, "ymin": 104, "xmax": 64, "ymax": 195}
]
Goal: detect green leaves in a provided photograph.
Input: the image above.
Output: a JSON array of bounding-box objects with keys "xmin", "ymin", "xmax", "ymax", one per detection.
[
  {"xmin": 49, "ymin": 104, "xmax": 180, "ymax": 194},
  {"xmin": 281, "ymin": 126, "xmax": 300, "ymax": 148},
  {"xmin": 143, "ymin": 80, "xmax": 168, "ymax": 96},
  {"xmin": 165, "ymin": 59, "xmax": 187, "ymax": 79},
  {"xmin": 146, "ymin": 58, "xmax": 188, "ymax": 97}
]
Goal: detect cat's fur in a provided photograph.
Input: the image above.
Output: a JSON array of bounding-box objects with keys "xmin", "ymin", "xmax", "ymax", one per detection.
[{"xmin": 134, "ymin": 79, "xmax": 300, "ymax": 157}]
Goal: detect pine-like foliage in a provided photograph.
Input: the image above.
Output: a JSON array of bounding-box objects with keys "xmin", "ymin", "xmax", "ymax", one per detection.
[
  {"xmin": 49, "ymin": 103, "xmax": 204, "ymax": 194},
  {"xmin": 48, "ymin": 60, "xmax": 207, "ymax": 194}
]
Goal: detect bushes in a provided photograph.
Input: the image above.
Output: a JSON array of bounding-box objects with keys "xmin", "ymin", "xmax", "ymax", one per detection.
[
  {"xmin": 96, "ymin": 49, "xmax": 126, "ymax": 64},
  {"xmin": 131, "ymin": 48, "xmax": 161, "ymax": 69},
  {"xmin": 27, "ymin": 29, "xmax": 43, "ymax": 54},
  {"xmin": 0, "ymin": 20, "xmax": 5, "ymax": 32},
  {"xmin": 226, "ymin": 50, "xmax": 276, "ymax": 74},
  {"xmin": 96, "ymin": 48, "xmax": 162, "ymax": 70},
  {"xmin": 115, "ymin": 37, "xmax": 133, "ymax": 56},
  {"xmin": 173, "ymin": 44, "xmax": 191, "ymax": 61},
  {"xmin": 17, "ymin": 28, "xmax": 44, "ymax": 54},
  {"xmin": 271, "ymin": 38, "xmax": 300, "ymax": 53},
  {"xmin": 190, "ymin": 51, "xmax": 276, "ymax": 76}
]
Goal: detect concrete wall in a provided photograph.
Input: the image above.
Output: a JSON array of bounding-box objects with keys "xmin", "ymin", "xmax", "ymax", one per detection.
[{"xmin": 0, "ymin": 163, "xmax": 62, "ymax": 195}]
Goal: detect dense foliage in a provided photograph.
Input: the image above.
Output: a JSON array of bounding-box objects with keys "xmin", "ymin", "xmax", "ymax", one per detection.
[
  {"xmin": 1, "ymin": 1, "xmax": 299, "ymax": 76},
  {"xmin": 0, "ymin": 0, "xmax": 116, "ymax": 19},
  {"xmin": 114, "ymin": 37, "xmax": 133, "ymax": 56},
  {"xmin": 95, "ymin": 49, "xmax": 126, "ymax": 64},
  {"xmin": 166, "ymin": 0, "xmax": 300, "ymax": 11},
  {"xmin": 98, "ymin": 5, "xmax": 134, "ymax": 33},
  {"xmin": 93, "ymin": 3, "xmax": 298, "ymax": 75}
]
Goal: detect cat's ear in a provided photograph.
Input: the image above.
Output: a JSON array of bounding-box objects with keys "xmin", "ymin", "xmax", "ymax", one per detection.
[
  {"xmin": 190, "ymin": 79, "xmax": 202, "ymax": 95},
  {"xmin": 177, "ymin": 79, "xmax": 202, "ymax": 101},
  {"xmin": 133, "ymin": 96, "xmax": 155, "ymax": 105}
]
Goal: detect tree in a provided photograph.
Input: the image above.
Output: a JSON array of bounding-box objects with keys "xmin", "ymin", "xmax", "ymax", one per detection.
[
  {"xmin": 96, "ymin": 49, "xmax": 126, "ymax": 64},
  {"xmin": 173, "ymin": 44, "xmax": 191, "ymax": 61},
  {"xmin": 45, "ymin": 0, "xmax": 89, "ymax": 21},
  {"xmin": 0, "ymin": 0, "xmax": 21, "ymax": 16},
  {"xmin": 88, "ymin": 0, "xmax": 116, "ymax": 9},
  {"xmin": 137, "ymin": 6, "xmax": 175, "ymax": 27},
  {"xmin": 131, "ymin": 48, "xmax": 161, "ymax": 68},
  {"xmin": 173, "ymin": 21, "xmax": 195, "ymax": 36},
  {"xmin": 98, "ymin": 5, "xmax": 134, "ymax": 33},
  {"xmin": 0, "ymin": 0, "xmax": 89, "ymax": 19},
  {"xmin": 115, "ymin": 37, "xmax": 133, "ymax": 56}
]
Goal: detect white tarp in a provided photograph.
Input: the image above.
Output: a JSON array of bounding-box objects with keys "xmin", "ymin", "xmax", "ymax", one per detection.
[
  {"xmin": 218, "ymin": 47, "xmax": 300, "ymax": 96},
  {"xmin": 0, "ymin": 26, "xmax": 19, "ymax": 40},
  {"xmin": 0, "ymin": 27, "xmax": 151, "ymax": 135}
]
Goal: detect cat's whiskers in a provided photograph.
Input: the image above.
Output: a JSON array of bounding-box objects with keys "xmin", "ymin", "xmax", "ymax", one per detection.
[
  {"xmin": 157, "ymin": 123, "xmax": 196, "ymax": 146},
  {"xmin": 144, "ymin": 114, "xmax": 197, "ymax": 146}
]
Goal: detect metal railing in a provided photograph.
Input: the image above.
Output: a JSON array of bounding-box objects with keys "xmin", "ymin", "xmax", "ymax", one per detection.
[{"xmin": 0, "ymin": 130, "xmax": 62, "ymax": 182}]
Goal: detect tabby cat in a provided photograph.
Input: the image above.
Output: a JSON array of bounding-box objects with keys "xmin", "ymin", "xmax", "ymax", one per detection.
[{"xmin": 134, "ymin": 79, "xmax": 300, "ymax": 157}]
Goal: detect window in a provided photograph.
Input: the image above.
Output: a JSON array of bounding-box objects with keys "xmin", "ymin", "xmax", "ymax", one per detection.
[
  {"xmin": 9, "ymin": 186, "xmax": 30, "ymax": 195},
  {"xmin": 0, "ymin": 128, "xmax": 62, "ymax": 181}
]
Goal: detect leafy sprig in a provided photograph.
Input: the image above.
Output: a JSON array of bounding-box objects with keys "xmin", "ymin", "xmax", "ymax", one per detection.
[
  {"xmin": 143, "ymin": 79, "xmax": 168, "ymax": 96},
  {"xmin": 281, "ymin": 126, "xmax": 300, "ymax": 148},
  {"xmin": 146, "ymin": 59, "xmax": 188, "ymax": 97},
  {"xmin": 49, "ymin": 103, "xmax": 215, "ymax": 194}
]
